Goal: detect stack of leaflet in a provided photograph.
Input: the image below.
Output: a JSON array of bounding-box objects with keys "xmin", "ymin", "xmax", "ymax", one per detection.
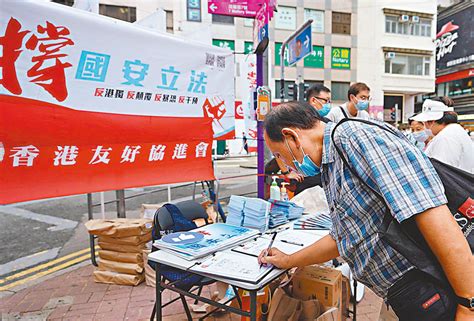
[
  {"xmin": 226, "ymin": 195, "xmax": 246, "ymax": 226},
  {"xmin": 287, "ymin": 202, "xmax": 305, "ymax": 220},
  {"xmin": 268, "ymin": 199, "xmax": 289, "ymax": 228},
  {"xmin": 268, "ymin": 200, "xmax": 305, "ymax": 228},
  {"xmin": 242, "ymin": 198, "xmax": 271, "ymax": 232},
  {"xmin": 293, "ymin": 212, "xmax": 332, "ymax": 230},
  {"xmin": 153, "ymin": 223, "xmax": 259, "ymax": 260}
]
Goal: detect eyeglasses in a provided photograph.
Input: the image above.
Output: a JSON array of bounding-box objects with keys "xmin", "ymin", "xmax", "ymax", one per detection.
[{"xmin": 314, "ymin": 97, "xmax": 331, "ymax": 104}]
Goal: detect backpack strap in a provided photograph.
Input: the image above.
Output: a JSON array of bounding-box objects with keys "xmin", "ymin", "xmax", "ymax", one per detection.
[{"xmin": 339, "ymin": 106, "xmax": 349, "ymax": 119}]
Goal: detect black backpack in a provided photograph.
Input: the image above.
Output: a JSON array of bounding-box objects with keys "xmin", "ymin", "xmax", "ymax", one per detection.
[{"xmin": 331, "ymin": 118, "xmax": 474, "ymax": 287}]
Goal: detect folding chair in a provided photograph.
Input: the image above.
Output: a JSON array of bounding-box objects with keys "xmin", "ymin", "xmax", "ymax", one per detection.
[{"xmin": 149, "ymin": 200, "xmax": 216, "ymax": 321}]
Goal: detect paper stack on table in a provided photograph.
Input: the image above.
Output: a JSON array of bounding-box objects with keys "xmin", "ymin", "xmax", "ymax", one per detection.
[
  {"xmin": 268, "ymin": 200, "xmax": 305, "ymax": 228},
  {"xmin": 153, "ymin": 223, "xmax": 259, "ymax": 260},
  {"xmin": 242, "ymin": 198, "xmax": 271, "ymax": 232},
  {"xmin": 226, "ymin": 195, "xmax": 246, "ymax": 226},
  {"xmin": 293, "ymin": 212, "xmax": 332, "ymax": 230}
]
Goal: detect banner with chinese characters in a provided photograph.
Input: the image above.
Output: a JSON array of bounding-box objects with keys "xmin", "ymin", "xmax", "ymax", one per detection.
[{"xmin": 0, "ymin": 0, "xmax": 235, "ymax": 204}]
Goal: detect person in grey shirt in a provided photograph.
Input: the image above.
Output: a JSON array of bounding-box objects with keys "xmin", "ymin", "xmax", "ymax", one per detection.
[{"xmin": 327, "ymin": 82, "xmax": 372, "ymax": 123}]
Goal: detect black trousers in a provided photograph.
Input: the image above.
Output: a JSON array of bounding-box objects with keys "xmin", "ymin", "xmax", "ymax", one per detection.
[{"xmin": 387, "ymin": 269, "xmax": 457, "ymax": 321}]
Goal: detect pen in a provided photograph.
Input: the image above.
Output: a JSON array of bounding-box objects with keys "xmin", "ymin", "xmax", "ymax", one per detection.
[
  {"xmin": 260, "ymin": 232, "xmax": 277, "ymax": 268},
  {"xmin": 280, "ymin": 239, "xmax": 304, "ymax": 247}
]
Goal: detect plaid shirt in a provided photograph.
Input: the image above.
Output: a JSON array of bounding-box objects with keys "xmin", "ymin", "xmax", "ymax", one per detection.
[{"xmin": 321, "ymin": 120, "xmax": 447, "ymax": 298}]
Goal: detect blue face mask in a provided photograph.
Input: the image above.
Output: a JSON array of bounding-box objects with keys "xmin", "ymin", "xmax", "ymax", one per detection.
[
  {"xmin": 284, "ymin": 136, "xmax": 320, "ymax": 177},
  {"xmin": 318, "ymin": 103, "xmax": 331, "ymax": 117},
  {"xmin": 355, "ymin": 99, "xmax": 369, "ymax": 111},
  {"xmin": 412, "ymin": 131, "xmax": 428, "ymax": 143}
]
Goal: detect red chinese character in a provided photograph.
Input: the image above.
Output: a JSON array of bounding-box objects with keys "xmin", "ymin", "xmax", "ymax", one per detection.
[
  {"xmin": 0, "ymin": 18, "xmax": 30, "ymax": 95},
  {"xmin": 25, "ymin": 21, "xmax": 74, "ymax": 102}
]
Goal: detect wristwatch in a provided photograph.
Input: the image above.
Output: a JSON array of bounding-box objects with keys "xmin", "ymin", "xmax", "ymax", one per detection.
[{"xmin": 456, "ymin": 295, "xmax": 474, "ymax": 310}]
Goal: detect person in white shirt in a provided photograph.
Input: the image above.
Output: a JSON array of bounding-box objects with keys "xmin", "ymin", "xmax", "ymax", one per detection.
[
  {"xmin": 326, "ymin": 82, "xmax": 372, "ymax": 123},
  {"xmin": 412, "ymin": 98, "xmax": 474, "ymax": 173}
]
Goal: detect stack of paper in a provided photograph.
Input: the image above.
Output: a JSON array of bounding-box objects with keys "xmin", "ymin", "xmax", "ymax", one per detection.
[
  {"xmin": 243, "ymin": 198, "xmax": 271, "ymax": 232},
  {"xmin": 226, "ymin": 195, "xmax": 246, "ymax": 226},
  {"xmin": 268, "ymin": 199, "xmax": 289, "ymax": 228},
  {"xmin": 293, "ymin": 212, "xmax": 332, "ymax": 230},
  {"xmin": 287, "ymin": 202, "xmax": 305, "ymax": 220},
  {"xmin": 267, "ymin": 200, "xmax": 305, "ymax": 228},
  {"xmin": 153, "ymin": 223, "xmax": 259, "ymax": 260}
]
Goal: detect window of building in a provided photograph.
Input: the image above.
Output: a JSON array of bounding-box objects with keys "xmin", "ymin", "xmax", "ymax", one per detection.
[
  {"xmin": 275, "ymin": 6, "xmax": 296, "ymax": 30},
  {"xmin": 187, "ymin": 0, "xmax": 201, "ymax": 22},
  {"xmin": 99, "ymin": 4, "xmax": 136, "ymax": 22},
  {"xmin": 304, "ymin": 9, "xmax": 324, "ymax": 33},
  {"xmin": 244, "ymin": 18, "xmax": 254, "ymax": 27},
  {"xmin": 385, "ymin": 16, "xmax": 431, "ymax": 37},
  {"xmin": 332, "ymin": 12, "xmax": 351, "ymax": 35},
  {"xmin": 385, "ymin": 54, "xmax": 431, "ymax": 76},
  {"xmin": 52, "ymin": 0, "xmax": 74, "ymax": 6},
  {"xmin": 212, "ymin": 14, "xmax": 234, "ymax": 24},
  {"xmin": 331, "ymin": 82, "xmax": 350, "ymax": 101},
  {"xmin": 165, "ymin": 10, "xmax": 173, "ymax": 33},
  {"xmin": 437, "ymin": 77, "xmax": 473, "ymax": 97}
]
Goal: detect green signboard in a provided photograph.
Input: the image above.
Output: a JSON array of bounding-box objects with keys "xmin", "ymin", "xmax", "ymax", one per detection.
[
  {"xmin": 244, "ymin": 41, "xmax": 254, "ymax": 54},
  {"xmin": 331, "ymin": 47, "xmax": 350, "ymax": 69},
  {"xmin": 274, "ymin": 42, "xmax": 289, "ymax": 67},
  {"xmin": 304, "ymin": 46, "xmax": 324, "ymax": 68},
  {"xmin": 212, "ymin": 39, "xmax": 235, "ymax": 51}
]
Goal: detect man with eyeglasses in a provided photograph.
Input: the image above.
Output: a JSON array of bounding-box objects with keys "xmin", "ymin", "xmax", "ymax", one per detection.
[
  {"xmin": 327, "ymin": 82, "xmax": 372, "ymax": 123},
  {"xmin": 306, "ymin": 84, "xmax": 332, "ymax": 118}
]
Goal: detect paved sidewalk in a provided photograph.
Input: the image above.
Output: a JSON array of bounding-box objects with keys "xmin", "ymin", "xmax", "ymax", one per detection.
[{"xmin": 1, "ymin": 264, "xmax": 383, "ymax": 321}]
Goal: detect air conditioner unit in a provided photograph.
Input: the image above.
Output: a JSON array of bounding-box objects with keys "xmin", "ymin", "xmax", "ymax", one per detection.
[
  {"xmin": 399, "ymin": 15, "xmax": 410, "ymax": 22},
  {"xmin": 385, "ymin": 52, "xmax": 396, "ymax": 59},
  {"xmin": 412, "ymin": 15, "xmax": 420, "ymax": 23}
]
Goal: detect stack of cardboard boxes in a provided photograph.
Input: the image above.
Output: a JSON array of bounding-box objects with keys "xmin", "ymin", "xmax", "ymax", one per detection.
[
  {"xmin": 85, "ymin": 219, "xmax": 152, "ymax": 286},
  {"xmin": 292, "ymin": 265, "xmax": 343, "ymax": 321}
]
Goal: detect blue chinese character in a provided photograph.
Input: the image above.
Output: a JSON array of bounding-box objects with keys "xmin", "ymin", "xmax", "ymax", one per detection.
[
  {"xmin": 122, "ymin": 59, "xmax": 149, "ymax": 87},
  {"xmin": 187, "ymin": 70, "xmax": 207, "ymax": 93},
  {"xmin": 75, "ymin": 51, "xmax": 110, "ymax": 82},
  {"xmin": 157, "ymin": 66, "xmax": 180, "ymax": 91}
]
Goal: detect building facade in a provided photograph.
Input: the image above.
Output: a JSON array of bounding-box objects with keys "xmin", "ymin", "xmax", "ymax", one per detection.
[
  {"xmin": 434, "ymin": 0, "xmax": 474, "ymax": 130},
  {"xmin": 357, "ymin": 0, "xmax": 438, "ymax": 123}
]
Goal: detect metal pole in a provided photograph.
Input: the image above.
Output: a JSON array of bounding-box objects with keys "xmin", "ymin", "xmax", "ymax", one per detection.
[
  {"xmin": 250, "ymin": 290, "xmax": 257, "ymax": 321},
  {"xmin": 116, "ymin": 189, "xmax": 126, "ymax": 218},
  {"xmin": 257, "ymin": 52, "xmax": 265, "ymax": 199},
  {"xmin": 280, "ymin": 49, "xmax": 285, "ymax": 101}
]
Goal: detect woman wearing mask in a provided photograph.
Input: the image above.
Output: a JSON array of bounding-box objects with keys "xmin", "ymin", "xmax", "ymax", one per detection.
[
  {"xmin": 406, "ymin": 117, "xmax": 429, "ymax": 150},
  {"xmin": 326, "ymin": 82, "xmax": 372, "ymax": 123}
]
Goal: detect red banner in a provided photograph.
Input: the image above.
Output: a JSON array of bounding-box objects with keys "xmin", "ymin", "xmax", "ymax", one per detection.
[{"xmin": 0, "ymin": 95, "xmax": 214, "ymax": 204}]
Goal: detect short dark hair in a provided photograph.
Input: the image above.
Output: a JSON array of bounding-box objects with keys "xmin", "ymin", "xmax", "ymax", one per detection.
[
  {"xmin": 347, "ymin": 82, "xmax": 370, "ymax": 100},
  {"xmin": 432, "ymin": 96, "xmax": 454, "ymax": 107},
  {"xmin": 305, "ymin": 84, "xmax": 331, "ymax": 101},
  {"xmin": 435, "ymin": 111, "xmax": 458, "ymax": 125},
  {"xmin": 264, "ymin": 101, "xmax": 321, "ymax": 142}
]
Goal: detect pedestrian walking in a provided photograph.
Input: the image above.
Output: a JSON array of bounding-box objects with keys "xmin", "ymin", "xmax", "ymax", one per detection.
[{"xmin": 326, "ymin": 82, "xmax": 372, "ymax": 122}]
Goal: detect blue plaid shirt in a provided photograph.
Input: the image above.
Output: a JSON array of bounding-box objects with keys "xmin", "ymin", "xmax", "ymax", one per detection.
[{"xmin": 321, "ymin": 120, "xmax": 447, "ymax": 298}]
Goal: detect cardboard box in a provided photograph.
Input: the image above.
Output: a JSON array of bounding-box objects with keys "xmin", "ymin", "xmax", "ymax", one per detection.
[{"xmin": 292, "ymin": 265, "xmax": 343, "ymax": 321}]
